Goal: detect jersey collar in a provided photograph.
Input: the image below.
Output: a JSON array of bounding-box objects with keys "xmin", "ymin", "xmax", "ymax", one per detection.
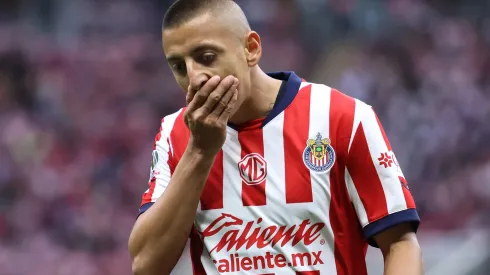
[
  {"xmin": 227, "ymin": 71, "xmax": 303, "ymax": 131},
  {"xmin": 262, "ymin": 71, "xmax": 303, "ymax": 127}
]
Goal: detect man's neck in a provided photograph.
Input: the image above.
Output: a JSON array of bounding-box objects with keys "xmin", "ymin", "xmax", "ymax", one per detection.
[{"xmin": 230, "ymin": 67, "xmax": 282, "ymax": 125}]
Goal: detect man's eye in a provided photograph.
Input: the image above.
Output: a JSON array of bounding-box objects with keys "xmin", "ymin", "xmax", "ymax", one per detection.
[
  {"xmin": 172, "ymin": 63, "xmax": 186, "ymax": 74},
  {"xmin": 200, "ymin": 53, "xmax": 216, "ymax": 65}
]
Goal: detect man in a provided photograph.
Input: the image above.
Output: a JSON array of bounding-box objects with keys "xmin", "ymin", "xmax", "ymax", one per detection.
[{"xmin": 128, "ymin": 0, "xmax": 423, "ymax": 274}]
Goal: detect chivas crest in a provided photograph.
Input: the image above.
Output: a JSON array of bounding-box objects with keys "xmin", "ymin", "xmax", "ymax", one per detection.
[{"xmin": 303, "ymin": 133, "xmax": 335, "ymax": 173}]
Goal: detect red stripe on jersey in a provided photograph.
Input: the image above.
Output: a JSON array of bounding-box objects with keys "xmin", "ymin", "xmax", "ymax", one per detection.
[
  {"xmin": 239, "ymin": 129, "xmax": 267, "ymax": 206},
  {"xmin": 374, "ymin": 108, "xmax": 416, "ymax": 209},
  {"xmin": 169, "ymin": 110, "xmax": 189, "ymax": 162},
  {"xmin": 399, "ymin": 176, "xmax": 416, "ymax": 209},
  {"xmin": 170, "ymin": 109, "xmax": 224, "ymax": 210},
  {"xmin": 373, "ymin": 107, "xmax": 392, "ymax": 151},
  {"xmin": 348, "ymin": 123, "xmax": 388, "ymax": 222},
  {"xmin": 190, "ymin": 226, "xmax": 206, "ymax": 275},
  {"xmin": 297, "ymin": 271, "xmax": 320, "ymax": 275},
  {"xmin": 141, "ymin": 178, "xmax": 157, "ymax": 206},
  {"xmin": 329, "ymin": 90, "xmax": 368, "ymax": 275},
  {"xmin": 283, "ymin": 84, "xmax": 313, "ymax": 204},
  {"xmin": 201, "ymin": 151, "xmax": 224, "ymax": 210},
  {"xmin": 167, "ymin": 137, "xmax": 175, "ymax": 174}
]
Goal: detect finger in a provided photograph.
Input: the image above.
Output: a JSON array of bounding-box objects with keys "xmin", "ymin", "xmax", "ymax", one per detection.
[
  {"xmin": 186, "ymin": 75, "xmax": 221, "ymax": 112},
  {"xmin": 217, "ymin": 86, "xmax": 238, "ymax": 123},
  {"xmin": 186, "ymin": 86, "xmax": 195, "ymax": 105},
  {"xmin": 210, "ymin": 80, "xmax": 239, "ymax": 118},
  {"xmin": 197, "ymin": 75, "xmax": 236, "ymax": 116},
  {"xmin": 186, "ymin": 75, "xmax": 220, "ymax": 110}
]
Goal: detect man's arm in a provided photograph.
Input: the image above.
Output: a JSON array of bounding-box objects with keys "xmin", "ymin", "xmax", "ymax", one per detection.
[
  {"xmin": 341, "ymin": 97, "xmax": 422, "ymax": 272},
  {"xmin": 129, "ymin": 148, "xmax": 216, "ymax": 275},
  {"xmin": 128, "ymin": 75, "xmax": 239, "ymax": 275},
  {"xmin": 374, "ymin": 223, "xmax": 424, "ymax": 275}
]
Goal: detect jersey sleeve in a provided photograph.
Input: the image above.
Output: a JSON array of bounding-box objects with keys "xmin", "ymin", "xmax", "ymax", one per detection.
[
  {"xmin": 345, "ymin": 102, "xmax": 419, "ymax": 247},
  {"xmin": 138, "ymin": 119, "xmax": 175, "ymax": 217}
]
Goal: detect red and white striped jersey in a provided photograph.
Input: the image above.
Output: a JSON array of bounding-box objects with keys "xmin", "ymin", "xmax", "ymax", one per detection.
[{"xmin": 139, "ymin": 72, "xmax": 419, "ymax": 275}]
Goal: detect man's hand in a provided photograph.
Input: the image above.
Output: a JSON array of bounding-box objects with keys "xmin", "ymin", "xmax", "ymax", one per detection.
[
  {"xmin": 128, "ymin": 76, "xmax": 238, "ymax": 275},
  {"xmin": 184, "ymin": 75, "xmax": 239, "ymax": 156}
]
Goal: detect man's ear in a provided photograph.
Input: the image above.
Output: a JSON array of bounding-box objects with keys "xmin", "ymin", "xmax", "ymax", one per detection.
[{"xmin": 244, "ymin": 31, "xmax": 262, "ymax": 67}]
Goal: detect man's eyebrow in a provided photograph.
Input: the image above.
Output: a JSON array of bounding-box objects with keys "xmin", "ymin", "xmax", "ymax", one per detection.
[
  {"xmin": 191, "ymin": 43, "xmax": 225, "ymax": 54},
  {"xmin": 166, "ymin": 42, "xmax": 225, "ymax": 61}
]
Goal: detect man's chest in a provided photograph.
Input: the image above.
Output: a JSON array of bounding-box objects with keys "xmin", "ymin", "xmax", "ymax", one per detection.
[
  {"xmin": 190, "ymin": 121, "xmax": 341, "ymax": 254},
  {"xmin": 171, "ymin": 111, "xmax": 341, "ymax": 211},
  {"xmin": 191, "ymin": 141, "xmax": 338, "ymax": 274},
  {"xmin": 165, "ymin": 85, "xmax": 359, "ymax": 273}
]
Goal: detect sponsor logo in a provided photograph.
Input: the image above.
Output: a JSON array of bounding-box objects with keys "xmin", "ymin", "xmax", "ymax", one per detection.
[
  {"xmin": 378, "ymin": 152, "xmax": 408, "ymax": 189},
  {"xmin": 212, "ymin": 251, "xmax": 324, "ymax": 273},
  {"xmin": 303, "ymin": 133, "xmax": 335, "ymax": 173},
  {"xmin": 392, "ymin": 153, "xmax": 399, "ymax": 167},
  {"xmin": 201, "ymin": 213, "xmax": 325, "ymax": 253},
  {"xmin": 238, "ymin": 153, "xmax": 267, "ymax": 185},
  {"xmin": 378, "ymin": 151, "xmax": 401, "ymax": 170},
  {"xmin": 378, "ymin": 152, "xmax": 394, "ymax": 168},
  {"xmin": 200, "ymin": 213, "xmax": 326, "ymax": 273}
]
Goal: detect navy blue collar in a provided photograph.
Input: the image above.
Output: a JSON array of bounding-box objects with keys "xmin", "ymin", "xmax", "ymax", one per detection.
[
  {"xmin": 227, "ymin": 71, "xmax": 302, "ymax": 131},
  {"xmin": 262, "ymin": 71, "xmax": 302, "ymax": 127}
]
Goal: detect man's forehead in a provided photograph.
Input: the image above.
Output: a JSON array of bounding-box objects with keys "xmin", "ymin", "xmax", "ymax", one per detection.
[{"xmin": 162, "ymin": 15, "xmax": 237, "ymax": 57}]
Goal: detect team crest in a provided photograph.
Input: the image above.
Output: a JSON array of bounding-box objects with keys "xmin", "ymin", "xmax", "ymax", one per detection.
[{"xmin": 303, "ymin": 133, "xmax": 335, "ymax": 173}]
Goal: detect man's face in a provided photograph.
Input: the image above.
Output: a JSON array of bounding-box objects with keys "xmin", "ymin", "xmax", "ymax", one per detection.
[{"xmin": 162, "ymin": 13, "xmax": 250, "ymax": 110}]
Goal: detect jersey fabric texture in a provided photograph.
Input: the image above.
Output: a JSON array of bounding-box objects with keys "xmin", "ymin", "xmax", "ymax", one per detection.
[{"xmin": 138, "ymin": 72, "xmax": 419, "ymax": 275}]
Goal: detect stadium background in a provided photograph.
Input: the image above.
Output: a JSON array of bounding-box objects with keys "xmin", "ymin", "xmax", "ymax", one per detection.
[{"xmin": 0, "ymin": 0, "xmax": 489, "ymax": 274}]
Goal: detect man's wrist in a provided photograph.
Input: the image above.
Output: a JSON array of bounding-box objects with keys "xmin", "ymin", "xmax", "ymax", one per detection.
[{"xmin": 185, "ymin": 144, "xmax": 219, "ymax": 164}]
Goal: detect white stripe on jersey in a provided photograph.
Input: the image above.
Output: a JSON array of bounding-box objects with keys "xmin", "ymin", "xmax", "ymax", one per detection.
[
  {"xmin": 222, "ymin": 128, "xmax": 242, "ymax": 210},
  {"xmin": 347, "ymin": 100, "xmax": 362, "ymax": 153},
  {"xmin": 152, "ymin": 109, "xmax": 181, "ymax": 202},
  {"xmin": 345, "ymin": 100, "xmax": 369, "ymax": 226},
  {"xmin": 263, "ymin": 112, "xmax": 286, "ymax": 211},
  {"xmin": 307, "ymin": 83, "xmax": 337, "ymax": 274},
  {"xmin": 356, "ymin": 102, "xmax": 407, "ymax": 214},
  {"xmin": 197, "ymin": 128, "xmax": 243, "ymax": 274},
  {"xmin": 345, "ymin": 168, "xmax": 369, "ymax": 227}
]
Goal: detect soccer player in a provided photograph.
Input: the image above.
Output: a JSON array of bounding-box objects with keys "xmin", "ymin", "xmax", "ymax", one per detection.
[{"xmin": 128, "ymin": 0, "xmax": 423, "ymax": 274}]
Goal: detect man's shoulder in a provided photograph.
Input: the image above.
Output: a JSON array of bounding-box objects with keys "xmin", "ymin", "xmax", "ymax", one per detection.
[
  {"xmin": 158, "ymin": 107, "xmax": 187, "ymax": 137},
  {"xmin": 302, "ymin": 81, "xmax": 371, "ymax": 115}
]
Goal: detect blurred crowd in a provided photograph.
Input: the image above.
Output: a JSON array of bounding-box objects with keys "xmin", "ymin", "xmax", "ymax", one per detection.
[{"xmin": 0, "ymin": 0, "xmax": 489, "ymax": 274}]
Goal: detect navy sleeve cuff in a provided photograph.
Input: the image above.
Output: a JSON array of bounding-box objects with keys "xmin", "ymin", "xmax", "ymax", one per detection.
[
  {"xmin": 137, "ymin": 202, "xmax": 155, "ymax": 219},
  {"xmin": 363, "ymin": 208, "xmax": 420, "ymax": 247}
]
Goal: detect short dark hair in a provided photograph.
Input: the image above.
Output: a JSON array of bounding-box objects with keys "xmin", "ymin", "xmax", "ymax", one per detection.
[{"xmin": 162, "ymin": 0, "xmax": 235, "ymax": 30}]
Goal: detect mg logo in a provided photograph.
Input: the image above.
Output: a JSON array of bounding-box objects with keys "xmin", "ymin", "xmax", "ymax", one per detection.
[{"xmin": 238, "ymin": 153, "xmax": 267, "ymax": 185}]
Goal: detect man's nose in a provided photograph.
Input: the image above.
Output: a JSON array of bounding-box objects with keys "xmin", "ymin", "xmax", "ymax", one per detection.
[{"xmin": 187, "ymin": 62, "xmax": 210, "ymax": 92}]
